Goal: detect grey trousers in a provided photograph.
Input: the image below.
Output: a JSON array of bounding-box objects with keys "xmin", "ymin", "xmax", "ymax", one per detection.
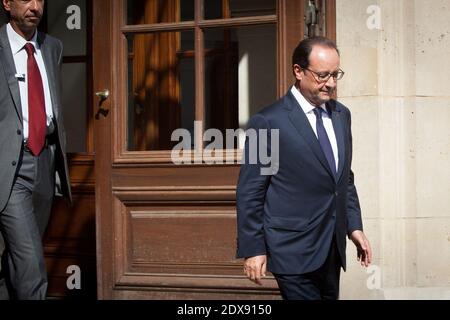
[{"xmin": 0, "ymin": 144, "xmax": 55, "ymax": 300}]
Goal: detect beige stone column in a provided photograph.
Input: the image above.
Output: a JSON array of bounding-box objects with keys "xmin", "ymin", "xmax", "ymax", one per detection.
[{"xmin": 336, "ymin": 0, "xmax": 450, "ymax": 299}]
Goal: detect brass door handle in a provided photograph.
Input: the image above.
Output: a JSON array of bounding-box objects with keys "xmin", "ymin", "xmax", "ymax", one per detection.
[
  {"xmin": 95, "ymin": 89, "xmax": 110, "ymax": 100},
  {"xmin": 95, "ymin": 89, "xmax": 110, "ymax": 119}
]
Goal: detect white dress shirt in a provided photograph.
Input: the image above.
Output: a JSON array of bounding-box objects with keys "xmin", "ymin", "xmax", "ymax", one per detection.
[
  {"xmin": 7, "ymin": 23, "xmax": 54, "ymax": 140},
  {"xmin": 291, "ymin": 86, "xmax": 339, "ymax": 171}
]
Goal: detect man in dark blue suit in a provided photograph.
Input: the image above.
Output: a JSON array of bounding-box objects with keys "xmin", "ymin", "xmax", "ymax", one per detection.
[{"xmin": 236, "ymin": 36, "xmax": 372, "ymax": 300}]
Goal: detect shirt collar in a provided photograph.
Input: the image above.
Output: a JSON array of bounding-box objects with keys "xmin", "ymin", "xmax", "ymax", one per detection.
[
  {"xmin": 290, "ymin": 85, "xmax": 327, "ymax": 115},
  {"xmin": 7, "ymin": 23, "xmax": 39, "ymax": 56}
]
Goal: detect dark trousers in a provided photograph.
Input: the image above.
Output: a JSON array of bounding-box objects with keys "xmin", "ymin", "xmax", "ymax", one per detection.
[
  {"xmin": 0, "ymin": 144, "xmax": 55, "ymax": 300},
  {"xmin": 273, "ymin": 237, "xmax": 342, "ymax": 300}
]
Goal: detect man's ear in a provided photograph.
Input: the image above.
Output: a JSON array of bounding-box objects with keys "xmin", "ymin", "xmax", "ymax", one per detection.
[
  {"xmin": 293, "ymin": 64, "xmax": 303, "ymax": 81},
  {"xmin": 3, "ymin": 0, "xmax": 11, "ymax": 12}
]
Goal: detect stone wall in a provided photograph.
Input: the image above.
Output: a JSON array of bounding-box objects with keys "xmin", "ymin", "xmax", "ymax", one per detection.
[{"xmin": 337, "ymin": 0, "xmax": 450, "ymax": 300}]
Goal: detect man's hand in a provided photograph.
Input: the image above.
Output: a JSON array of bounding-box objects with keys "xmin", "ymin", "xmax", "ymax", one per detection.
[
  {"xmin": 243, "ymin": 255, "xmax": 267, "ymax": 285},
  {"xmin": 350, "ymin": 230, "xmax": 372, "ymax": 267}
]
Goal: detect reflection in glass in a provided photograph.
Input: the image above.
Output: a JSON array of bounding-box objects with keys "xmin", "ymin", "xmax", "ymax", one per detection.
[
  {"xmin": 45, "ymin": 0, "xmax": 89, "ymax": 153},
  {"xmin": 127, "ymin": 0, "xmax": 194, "ymax": 25},
  {"xmin": 127, "ymin": 31, "xmax": 195, "ymax": 151},
  {"xmin": 62, "ymin": 63, "xmax": 87, "ymax": 153},
  {"xmin": 47, "ymin": 0, "xmax": 87, "ymax": 56},
  {"xmin": 205, "ymin": 0, "xmax": 276, "ymax": 19},
  {"xmin": 204, "ymin": 24, "xmax": 276, "ymax": 149}
]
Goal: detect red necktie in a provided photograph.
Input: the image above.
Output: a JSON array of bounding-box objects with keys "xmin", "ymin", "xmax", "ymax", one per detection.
[{"xmin": 24, "ymin": 43, "xmax": 46, "ymax": 156}]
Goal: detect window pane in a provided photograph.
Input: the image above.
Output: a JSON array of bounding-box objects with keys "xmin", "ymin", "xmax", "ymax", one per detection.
[
  {"xmin": 127, "ymin": 31, "xmax": 195, "ymax": 151},
  {"xmin": 47, "ymin": 0, "xmax": 87, "ymax": 56},
  {"xmin": 204, "ymin": 0, "xmax": 276, "ymax": 19},
  {"xmin": 204, "ymin": 0, "xmax": 222, "ymax": 19},
  {"xmin": 43, "ymin": 1, "xmax": 89, "ymax": 153},
  {"xmin": 62, "ymin": 63, "xmax": 87, "ymax": 153},
  {"xmin": 204, "ymin": 25, "xmax": 277, "ymax": 149},
  {"xmin": 127, "ymin": 0, "xmax": 194, "ymax": 25}
]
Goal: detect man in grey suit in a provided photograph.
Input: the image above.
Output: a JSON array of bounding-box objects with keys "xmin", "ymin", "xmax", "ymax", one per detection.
[{"xmin": 0, "ymin": 0, "xmax": 71, "ymax": 299}]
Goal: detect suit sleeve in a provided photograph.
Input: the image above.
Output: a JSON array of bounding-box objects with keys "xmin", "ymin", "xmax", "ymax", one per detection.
[
  {"xmin": 236, "ymin": 114, "xmax": 272, "ymax": 258},
  {"xmin": 345, "ymin": 110, "xmax": 364, "ymax": 236}
]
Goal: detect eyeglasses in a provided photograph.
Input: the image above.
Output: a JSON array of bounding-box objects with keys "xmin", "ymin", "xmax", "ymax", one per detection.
[{"xmin": 305, "ymin": 68, "xmax": 345, "ymax": 83}]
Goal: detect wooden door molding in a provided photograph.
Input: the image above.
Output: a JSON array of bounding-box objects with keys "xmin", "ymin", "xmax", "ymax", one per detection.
[
  {"xmin": 93, "ymin": 0, "xmax": 114, "ymax": 299},
  {"xmin": 326, "ymin": 0, "xmax": 337, "ymax": 41}
]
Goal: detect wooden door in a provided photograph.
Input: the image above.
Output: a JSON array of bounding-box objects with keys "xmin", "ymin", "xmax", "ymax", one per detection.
[
  {"xmin": 42, "ymin": 0, "xmax": 96, "ymax": 299},
  {"xmin": 92, "ymin": 0, "xmax": 335, "ymax": 299}
]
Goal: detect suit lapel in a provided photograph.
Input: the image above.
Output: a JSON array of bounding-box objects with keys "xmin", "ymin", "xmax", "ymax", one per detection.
[
  {"xmin": 38, "ymin": 32, "xmax": 59, "ymax": 120},
  {"xmin": 0, "ymin": 25, "xmax": 23, "ymax": 122},
  {"xmin": 286, "ymin": 92, "xmax": 335, "ymax": 180},
  {"xmin": 329, "ymin": 101, "xmax": 346, "ymax": 182}
]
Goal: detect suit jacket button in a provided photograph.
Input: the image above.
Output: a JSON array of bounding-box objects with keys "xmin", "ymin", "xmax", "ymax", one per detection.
[
  {"xmin": 17, "ymin": 129, "xmax": 22, "ymax": 135},
  {"xmin": 12, "ymin": 161, "xmax": 17, "ymax": 166},
  {"xmin": 335, "ymin": 191, "xmax": 339, "ymax": 196}
]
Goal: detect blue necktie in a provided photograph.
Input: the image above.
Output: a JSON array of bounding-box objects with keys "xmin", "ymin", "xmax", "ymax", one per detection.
[{"xmin": 313, "ymin": 107, "xmax": 336, "ymax": 175}]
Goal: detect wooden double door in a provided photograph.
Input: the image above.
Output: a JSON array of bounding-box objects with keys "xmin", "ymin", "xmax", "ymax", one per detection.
[{"xmin": 44, "ymin": 0, "xmax": 335, "ymax": 299}]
